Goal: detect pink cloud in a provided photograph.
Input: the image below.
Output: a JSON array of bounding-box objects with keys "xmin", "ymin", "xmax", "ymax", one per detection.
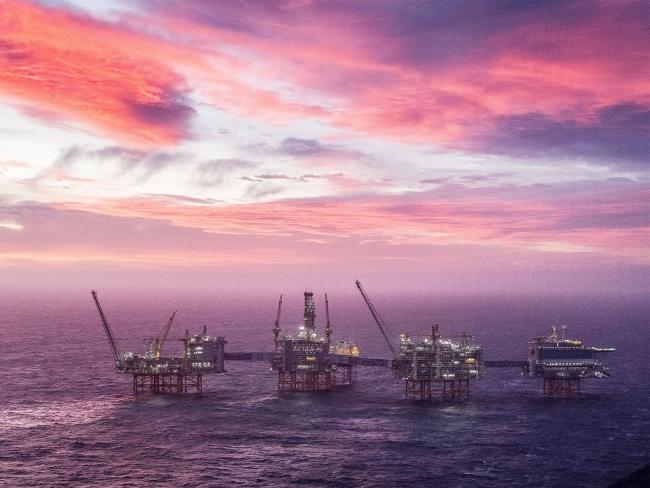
[
  {"xmin": 3, "ymin": 0, "xmax": 646, "ymax": 160},
  {"xmin": 0, "ymin": 1, "xmax": 338, "ymax": 144},
  {"xmin": 1, "ymin": 181, "xmax": 648, "ymax": 294},
  {"xmin": 34, "ymin": 180, "xmax": 648, "ymax": 265},
  {"xmin": 139, "ymin": 1, "xmax": 649, "ymax": 163},
  {"xmin": 0, "ymin": 0, "xmax": 200, "ymax": 145}
]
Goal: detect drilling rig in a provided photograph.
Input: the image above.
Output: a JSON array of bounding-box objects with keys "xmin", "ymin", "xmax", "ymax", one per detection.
[{"xmin": 270, "ymin": 291, "xmax": 357, "ymax": 391}]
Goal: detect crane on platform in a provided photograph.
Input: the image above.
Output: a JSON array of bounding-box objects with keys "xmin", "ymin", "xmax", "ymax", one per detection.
[
  {"xmin": 324, "ymin": 293, "xmax": 333, "ymax": 349},
  {"xmin": 91, "ymin": 290, "xmax": 121, "ymax": 363},
  {"xmin": 272, "ymin": 294, "xmax": 283, "ymax": 350},
  {"xmin": 355, "ymin": 280, "xmax": 397, "ymax": 358},
  {"xmin": 154, "ymin": 311, "xmax": 177, "ymax": 359}
]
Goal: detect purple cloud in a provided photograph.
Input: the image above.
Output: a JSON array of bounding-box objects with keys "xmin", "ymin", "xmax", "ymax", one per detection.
[{"xmin": 465, "ymin": 103, "xmax": 650, "ymax": 168}]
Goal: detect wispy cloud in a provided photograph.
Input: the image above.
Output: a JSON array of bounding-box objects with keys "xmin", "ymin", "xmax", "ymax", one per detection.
[
  {"xmin": 196, "ymin": 158, "xmax": 257, "ymax": 187},
  {"xmin": 40, "ymin": 179, "xmax": 649, "ymax": 264},
  {"xmin": 275, "ymin": 138, "xmax": 362, "ymax": 160},
  {"xmin": 29, "ymin": 145, "xmax": 191, "ymax": 186},
  {"xmin": 0, "ymin": 220, "xmax": 23, "ymax": 231},
  {"xmin": 2, "ymin": 178, "xmax": 648, "ymax": 292}
]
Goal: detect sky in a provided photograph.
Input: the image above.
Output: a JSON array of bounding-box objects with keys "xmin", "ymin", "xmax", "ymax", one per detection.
[{"xmin": 0, "ymin": 0, "xmax": 648, "ymax": 295}]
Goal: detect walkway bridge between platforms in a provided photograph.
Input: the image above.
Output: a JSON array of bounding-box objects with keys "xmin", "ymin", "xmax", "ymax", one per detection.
[
  {"xmin": 484, "ymin": 360, "xmax": 527, "ymax": 368},
  {"xmin": 224, "ymin": 353, "xmax": 525, "ymax": 369}
]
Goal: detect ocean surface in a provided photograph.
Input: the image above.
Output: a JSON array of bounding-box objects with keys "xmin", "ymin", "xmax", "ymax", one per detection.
[{"xmin": 0, "ymin": 290, "xmax": 648, "ymax": 487}]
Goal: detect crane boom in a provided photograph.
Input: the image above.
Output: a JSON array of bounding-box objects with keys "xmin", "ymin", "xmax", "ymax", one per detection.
[
  {"xmin": 155, "ymin": 311, "xmax": 177, "ymax": 358},
  {"xmin": 91, "ymin": 290, "xmax": 121, "ymax": 361},
  {"xmin": 355, "ymin": 280, "xmax": 397, "ymax": 358}
]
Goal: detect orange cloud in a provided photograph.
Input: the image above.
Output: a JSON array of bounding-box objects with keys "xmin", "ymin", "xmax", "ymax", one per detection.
[
  {"xmin": 0, "ymin": 1, "xmax": 337, "ymax": 144},
  {"xmin": 0, "ymin": 0, "xmax": 197, "ymax": 145}
]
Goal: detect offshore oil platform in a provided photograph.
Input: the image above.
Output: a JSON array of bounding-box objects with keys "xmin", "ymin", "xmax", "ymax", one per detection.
[
  {"xmin": 91, "ymin": 283, "xmax": 615, "ymax": 401},
  {"xmin": 270, "ymin": 292, "xmax": 358, "ymax": 392},
  {"xmin": 91, "ymin": 290, "xmax": 226, "ymax": 393},
  {"xmin": 523, "ymin": 325, "xmax": 615, "ymax": 397},
  {"xmin": 356, "ymin": 281, "xmax": 483, "ymax": 400}
]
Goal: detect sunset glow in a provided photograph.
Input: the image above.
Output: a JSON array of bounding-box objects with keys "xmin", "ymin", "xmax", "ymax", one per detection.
[{"xmin": 1, "ymin": 0, "xmax": 648, "ymax": 293}]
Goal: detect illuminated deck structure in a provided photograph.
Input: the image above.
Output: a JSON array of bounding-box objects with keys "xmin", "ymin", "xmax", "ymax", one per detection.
[
  {"xmin": 393, "ymin": 327, "xmax": 483, "ymax": 401},
  {"xmin": 523, "ymin": 326, "xmax": 615, "ymax": 397},
  {"xmin": 90, "ymin": 289, "xmax": 615, "ymax": 400},
  {"xmin": 356, "ymin": 280, "xmax": 483, "ymax": 401},
  {"xmin": 271, "ymin": 292, "xmax": 358, "ymax": 391}
]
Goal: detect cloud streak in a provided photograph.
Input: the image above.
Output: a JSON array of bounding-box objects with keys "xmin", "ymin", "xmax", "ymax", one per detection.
[
  {"xmin": 2, "ymin": 177, "xmax": 648, "ymax": 293},
  {"xmin": 29, "ymin": 145, "xmax": 191, "ymax": 186},
  {"xmin": 41, "ymin": 179, "xmax": 649, "ymax": 264}
]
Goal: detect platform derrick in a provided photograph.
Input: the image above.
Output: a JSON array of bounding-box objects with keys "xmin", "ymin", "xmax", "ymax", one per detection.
[
  {"xmin": 356, "ymin": 280, "xmax": 483, "ymax": 401},
  {"xmin": 271, "ymin": 292, "xmax": 358, "ymax": 392},
  {"xmin": 524, "ymin": 326, "xmax": 614, "ymax": 397},
  {"xmin": 91, "ymin": 290, "xmax": 226, "ymax": 394},
  {"xmin": 271, "ymin": 292, "xmax": 331, "ymax": 392}
]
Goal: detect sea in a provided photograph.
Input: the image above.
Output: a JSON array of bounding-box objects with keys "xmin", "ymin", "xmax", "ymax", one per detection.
[{"xmin": 0, "ymin": 290, "xmax": 648, "ymax": 487}]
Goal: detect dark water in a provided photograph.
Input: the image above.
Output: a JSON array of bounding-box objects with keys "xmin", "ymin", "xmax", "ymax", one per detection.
[{"xmin": 1, "ymin": 291, "xmax": 648, "ymax": 487}]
